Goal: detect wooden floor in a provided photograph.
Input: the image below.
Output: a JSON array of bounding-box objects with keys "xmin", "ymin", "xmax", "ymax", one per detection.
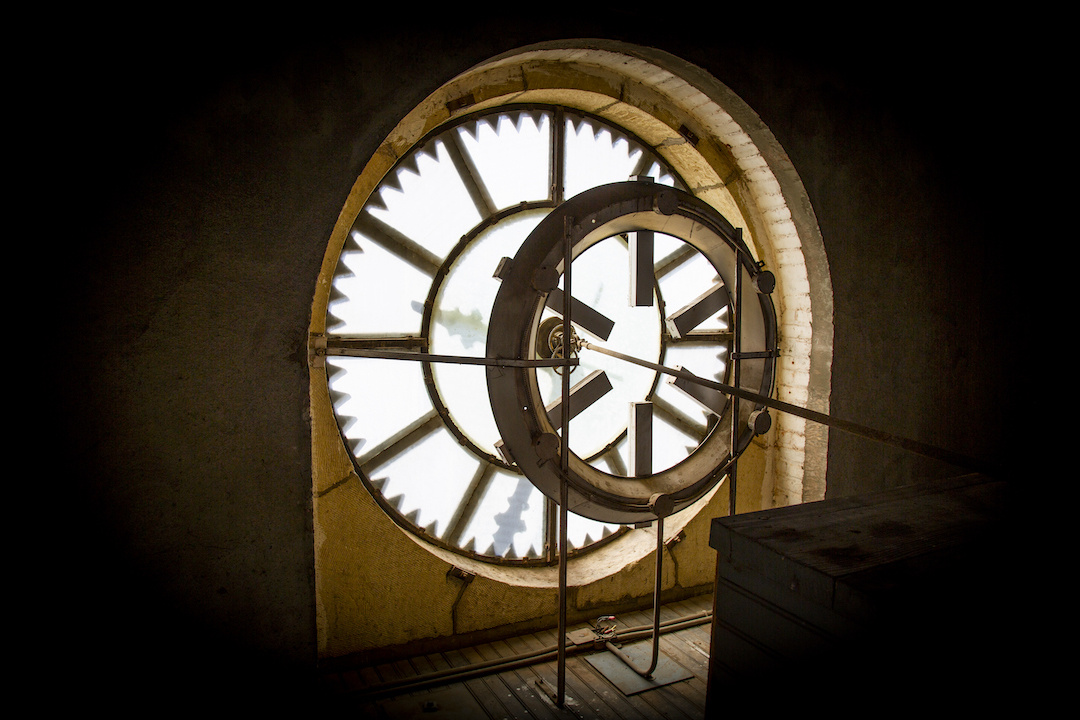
[{"xmin": 318, "ymin": 594, "xmax": 715, "ymax": 719}]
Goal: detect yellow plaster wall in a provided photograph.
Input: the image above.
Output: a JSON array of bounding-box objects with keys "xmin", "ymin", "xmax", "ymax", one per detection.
[{"xmin": 313, "ymin": 359, "xmax": 767, "ymax": 663}]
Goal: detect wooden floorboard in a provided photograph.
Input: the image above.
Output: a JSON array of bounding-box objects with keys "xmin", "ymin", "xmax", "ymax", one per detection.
[{"xmin": 320, "ymin": 593, "xmax": 714, "ymax": 719}]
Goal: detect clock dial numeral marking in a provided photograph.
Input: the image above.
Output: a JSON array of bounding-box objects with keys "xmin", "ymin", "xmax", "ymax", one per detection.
[
  {"xmin": 545, "ymin": 288, "xmax": 615, "ymax": 341},
  {"xmin": 668, "ymin": 365, "xmax": 729, "ymax": 416},
  {"xmin": 665, "ymin": 283, "xmax": 731, "ymax": 340},
  {"xmin": 544, "ymin": 368, "xmax": 613, "ymax": 429},
  {"xmin": 629, "ymin": 230, "xmax": 654, "ymax": 307},
  {"xmin": 629, "ymin": 401, "xmax": 653, "ymax": 477}
]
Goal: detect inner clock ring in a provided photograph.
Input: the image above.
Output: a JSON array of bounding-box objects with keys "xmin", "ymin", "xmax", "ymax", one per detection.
[
  {"xmin": 423, "ymin": 207, "xmax": 665, "ymax": 468},
  {"xmin": 486, "ymin": 181, "xmax": 777, "ymax": 524},
  {"xmin": 530, "ymin": 236, "xmax": 664, "ymax": 460}
]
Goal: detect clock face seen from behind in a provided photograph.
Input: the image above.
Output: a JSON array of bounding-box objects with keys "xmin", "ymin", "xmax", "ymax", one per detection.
[
  {"xmin": 486, "ymin": 181, "xmax": 777, "ymax": 525},
  {"xmin": 324, "ymin": 106, "xmax": 767, "ymax": 563}
]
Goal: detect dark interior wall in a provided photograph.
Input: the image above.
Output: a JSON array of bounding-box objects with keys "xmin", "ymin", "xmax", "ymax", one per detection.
[{"xmin": 45, "ymin": 18, "xmax": 1013, "ymax": 706}]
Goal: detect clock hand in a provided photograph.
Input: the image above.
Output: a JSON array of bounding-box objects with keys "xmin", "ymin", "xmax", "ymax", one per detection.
[{"xmin": 578, "ymin": 341, "xmax": 992, "ymax": 473}]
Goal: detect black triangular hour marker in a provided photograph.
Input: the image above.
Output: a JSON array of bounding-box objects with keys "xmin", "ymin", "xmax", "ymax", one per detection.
[
  {"xmin": 666, "ymin": 283, "xmax": 730, "ymax": 339},
  {"xmin": 545, "ymin": 288, "xmax": 615, "ymax": 341},
  {"xmin": 545, "ymin": 369, "xmax": 613, "ymax": 428}
]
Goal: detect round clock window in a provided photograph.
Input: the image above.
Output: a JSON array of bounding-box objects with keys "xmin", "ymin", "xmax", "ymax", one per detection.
[{"xmin": 322, "ymin": 105, "xmax": 762, "ymax": 563}]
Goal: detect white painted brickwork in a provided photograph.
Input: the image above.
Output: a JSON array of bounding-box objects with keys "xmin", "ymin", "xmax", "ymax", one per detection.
[
  {"xmin": 701, "ymin": 117, "xmax": 816, "ymax": 508},
  {"xmin": 585, "ymin": 48, "xmax": 821, "ymax": 507}
]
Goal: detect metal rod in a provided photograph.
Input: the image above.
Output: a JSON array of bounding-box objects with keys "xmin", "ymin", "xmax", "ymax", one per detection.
[
  {"xmin": 730, "ymin": 248, "xmax": 742, "ymax": 517},
  {"xmin": 557, "ymin": 215, "xmax": 572, "ymax": 707},
  {"xmin": 605, "ymin": 514, "xmax": 665, "ymax": 677},
  {"xmin": 579, "ymin": 341, "xmax": 996, "ymax": 475},
  {"xmin": 323, "ymin": 347, "xmax": 577, "ymax": 368},
  {"xmin": 350, "ymin": 609, "xmax": 713, "ymax": 702}
]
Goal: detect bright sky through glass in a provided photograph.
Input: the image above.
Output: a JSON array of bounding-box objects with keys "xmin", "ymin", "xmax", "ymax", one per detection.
[
  {"xmin": 326, "ymin": 109, "xmax": 724, "ymax": 560},
  {"xmin": 431, "ymin": 210, "xmax": 547, "ymax": 455}
]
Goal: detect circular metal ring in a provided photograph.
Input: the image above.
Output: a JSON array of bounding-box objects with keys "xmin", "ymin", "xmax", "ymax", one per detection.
[{"xmin": 485, "ymin": 181, "xmax": 777, "ymax": 523}]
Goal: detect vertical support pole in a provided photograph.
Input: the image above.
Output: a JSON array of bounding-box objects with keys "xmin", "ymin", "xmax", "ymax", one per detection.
[
  {"xmin": 603, "ymin": 495, "xmax": 670, "ymax": 678},
  {"xmin": 729, "ymin": 230, "xmax": 743, "ymax": 517},
  {"xmin": 557, "ymin": 215, "xmax": 572, "ymax": 707},
  {"xmin": 646, "ymin": 513, "xmax": 664, "ymax": 674},
  {"xmin": 551, "ymin": 108, "xmax": 565, "ymax": 206}
]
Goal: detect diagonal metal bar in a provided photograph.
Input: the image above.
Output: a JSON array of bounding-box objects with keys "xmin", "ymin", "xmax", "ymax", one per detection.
[
  {"xmin": 580, "ymin": 341, "xmax": 996, "ymax": 475},
  {"xmin": 444, "ymin": 130, "xmax": 497, "ymax": 219},
  {"xmin": 323, "ymin": 346, "xmax": 577, "ymax": 369},
  {"xmin": 352, "ymin": 212, "xmax": 443, "ymax": 277},
  {"xmin": 357, "ymin": 409, "xmax": 441, "ymax": 472}
]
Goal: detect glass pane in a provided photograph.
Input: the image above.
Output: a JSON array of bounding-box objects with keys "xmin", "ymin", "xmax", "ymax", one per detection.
[
  {"xmin": 456, "ymin": 112, "xmax": 551, "ymax": 210},
  {"xmin": 563, "ymin": 117, "xmax": 644, "ymax": 200},
  {"xmin": 328, "ymin": 233, "xmax": 429, "ymax": 334},
  {"xmin": 373, "ymin": 426, "xmax": 480, "ymax": 538},
  {"xmin": 461, "ymin": 469, "xmax": 545, "ymax": 558},
  {"xmin": 327, "ymin": 356, "xmax": 434, "ymax": 456},
  {"xmin": 567, "ymin": 513, "xmax": 619, "ymax": 551},
  {"xmin": 430, "ymin": 210, "xmax": 548, "ymax": 456},
  {"xmin": 651, "ymin": 411, "xmax": 703, "ymax": 472},
  {"xmin": 369, "ymin": 139, "xmax": 483, "ymax": 261}
]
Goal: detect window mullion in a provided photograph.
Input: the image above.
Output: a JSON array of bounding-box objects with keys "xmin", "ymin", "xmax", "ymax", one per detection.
[{"xmin": 550, "ymin": 108, "xmax": 565, "ymax": 205}]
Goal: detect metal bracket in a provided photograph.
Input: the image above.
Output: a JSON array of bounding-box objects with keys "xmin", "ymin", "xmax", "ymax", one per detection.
[{"xmin": 309, "ymin": 333, "xmax": 326, "ymax": 368}]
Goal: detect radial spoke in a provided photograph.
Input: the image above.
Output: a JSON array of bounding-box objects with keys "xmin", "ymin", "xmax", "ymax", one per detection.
[
  {"xmin": 443, "ymin": 461, "xmax": 496, "ymax": 547},
  {"xmin": 654, "ymin": 243, "xmax": 697, "ymax": 280},
  {"xmin": 603, "ymin": 444, "xmax": 628, "ymax": 477},
  {"xmin": 358, "ymin": 409, "xmax": 441, "ymax": 471},
  {"xmin": 444, "ymin": 131, "xmax": 497, "ymax": 219},
  {"xmin": 652, "ymin": 394, "xmax": 710, "ymax": 442},
  {"xmin": 352, "ymin": 211, "xmax": 443, "ymax": 277}
]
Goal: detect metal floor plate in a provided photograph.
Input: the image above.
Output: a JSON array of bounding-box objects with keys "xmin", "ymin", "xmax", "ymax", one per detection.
[{"xmin": 585, "ymin": 641, "xmax": 693, "ymax": 695}]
